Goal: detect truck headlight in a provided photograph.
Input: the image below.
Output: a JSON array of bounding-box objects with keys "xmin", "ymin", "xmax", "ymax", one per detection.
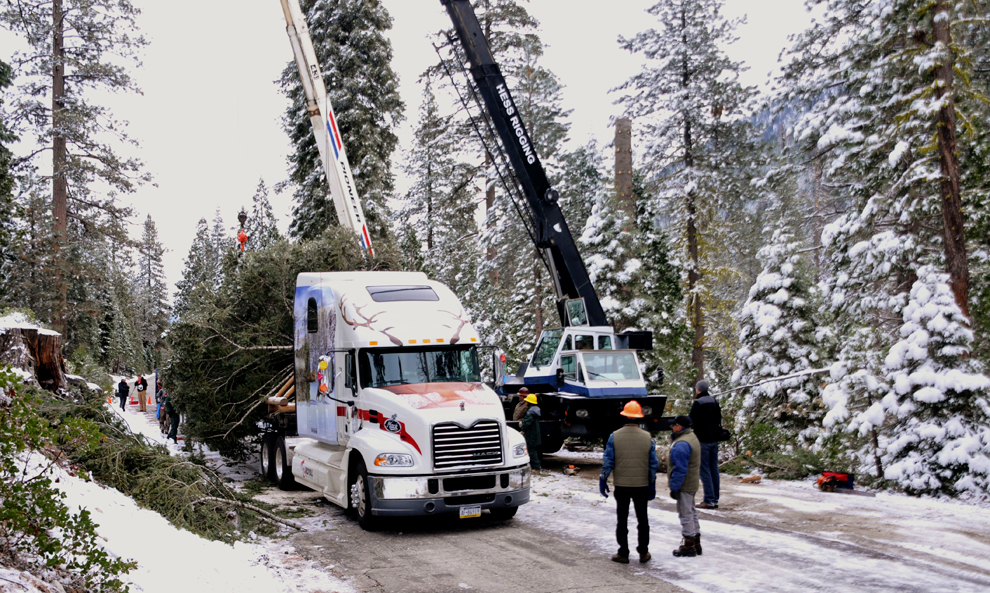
[
  {"xmin": 512, "ymin": 443, "xmax": 528, "ymax": 458},
  {"xmin": 574, "ymin": 408, "xmax": 589, "ymax": 418},
  {"xmin": 374, "ymin": 453, "xmax": 414, "ymax": 467},
  {"xmin": 641, "ymin": 406, "xmax": 653, "ymax": 416}
]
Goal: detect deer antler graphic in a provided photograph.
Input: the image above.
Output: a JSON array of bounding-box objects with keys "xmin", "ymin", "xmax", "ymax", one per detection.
[
  {"xmin": 440, "ymin": 308, "xmax": 470, "ymax": 344},
  {"xmin": 340, "ymin": 296, "xmax": 403, "ymax": 346}
]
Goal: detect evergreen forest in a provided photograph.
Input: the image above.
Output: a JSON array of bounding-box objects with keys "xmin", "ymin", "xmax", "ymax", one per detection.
[{"xmin": 2, "ymin": 0, "xmax": 989, "ymax": 500}]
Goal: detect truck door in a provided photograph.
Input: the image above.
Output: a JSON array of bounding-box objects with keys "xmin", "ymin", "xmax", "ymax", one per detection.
[
  {"xmin": 336, "ymin": 351, "xmax": 357, "ymax": 444},
  {"xmin": 294, "ymin": 284, "xmax": 339, "ymax": 445}
]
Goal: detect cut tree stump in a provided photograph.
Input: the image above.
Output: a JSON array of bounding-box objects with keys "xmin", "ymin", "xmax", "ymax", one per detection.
[{"xmin": 0, "ymin": 325, "xmax": 67, "ymax": 391}]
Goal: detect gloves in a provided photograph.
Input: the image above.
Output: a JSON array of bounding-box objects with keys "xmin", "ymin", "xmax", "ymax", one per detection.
[
  {"xmin": 599, "ymin": 476, "xmax": 610, "ymax": 498},
  {"xmin": 670, "ymin": 489, "xmax": 680, "ymax": 500},
  {"xmin": 648, "ymin": 483, "xmax": 656, "ymax": 501}
]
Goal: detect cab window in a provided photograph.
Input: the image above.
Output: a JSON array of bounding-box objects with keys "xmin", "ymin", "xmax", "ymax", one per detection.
[
  {"xmin": 560, "ymin": 354, "xmax": 577, "ymax": 381},
  {"xmin": 574, "ymin": 335, "xmax": 594, "ymax": 350},
  {"xmin": 562, "ymin": 335, "xmax": 573, "ymax": 351},
  {"xmin": 598, "ymin": 335, "xmax": 612, "ymax": 350},
  {"xmin": 307, "ymin": 298, "xmax": 318, "ymax": 333}
]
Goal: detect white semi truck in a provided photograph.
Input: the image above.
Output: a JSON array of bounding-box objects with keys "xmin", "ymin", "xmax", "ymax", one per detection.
[{"xmin": 257, "ymin": 0, "xmax": 530, "ymax": 530}]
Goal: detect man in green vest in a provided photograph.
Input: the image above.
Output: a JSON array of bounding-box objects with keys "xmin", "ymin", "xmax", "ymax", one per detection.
[
  {"xmin": 520, "ymin": 393, "xmax": 542, "ymax": 471},
  {"xmin": 668, "ymin": 415, "xmax": 702, "ymax": 557},
  {"xmin": 600, "ymin": 400, "xmax": 659, "ymax": 564}
]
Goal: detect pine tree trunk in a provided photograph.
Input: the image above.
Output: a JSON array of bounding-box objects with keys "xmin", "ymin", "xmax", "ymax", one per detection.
[
  {"xmin": 932, "ymin": 1, "xmax": 969, "ymax": 318},
  {"xmin": 614, "ymin": 118, "xmax": 635, "ymax": 219},
  {"xmin": 0, "ymin": 327, "xmax": 67, "ymax": 391},
  {"xmin": 52, "ymin": 0, "xmax": 68, "ymax": 332}
]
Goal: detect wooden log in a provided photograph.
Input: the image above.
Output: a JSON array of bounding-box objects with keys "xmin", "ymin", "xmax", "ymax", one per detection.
[{"xmin": 275, "ymin": 376, "xmax": 294, "ymax": 399}]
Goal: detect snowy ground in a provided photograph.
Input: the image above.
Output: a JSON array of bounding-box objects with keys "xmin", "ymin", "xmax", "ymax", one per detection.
[
  {"xmin": 522, "ymin": 451, "xmax": 990, "ymax": 593},
  {"xmin": 9, "ymin": 401, "xmax": 989, "ymax": 593},
  {"xmin": 1, "ymin": 401, "xmax": 352, "ymax": 593}
]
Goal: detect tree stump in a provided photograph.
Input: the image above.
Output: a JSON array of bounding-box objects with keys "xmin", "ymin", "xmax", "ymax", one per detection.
[{"xmin": 0, "ymin": 325, "xmax": 67, "ymax": 391}]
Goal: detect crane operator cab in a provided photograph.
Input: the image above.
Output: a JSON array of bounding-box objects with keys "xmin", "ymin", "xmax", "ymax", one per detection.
[{"xmin": 509, "ymin": 298, "xmax": 651, "ymax": 398}]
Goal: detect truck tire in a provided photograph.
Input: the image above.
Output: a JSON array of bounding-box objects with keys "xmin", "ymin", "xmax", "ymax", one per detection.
[
  {"xmin": 489, "ymin": 506, "xmax": 518, "ymax": 521},
  {"xmin": 260, "ymin": 433, "xmax": 275, "ymax": 482},
  {"xmin": 274, "ymin": 435, "xmax": 295, "ymax": 490},
  {"xmin": 349, "ymin": 459, "xmax": 379, "ymax": 531}
]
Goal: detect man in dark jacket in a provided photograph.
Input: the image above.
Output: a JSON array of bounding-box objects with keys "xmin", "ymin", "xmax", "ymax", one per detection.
[
  {"xmin": 116, "ymin": 378, "xmax": 129, "ymax": 411},
  {"xmin": 689, "ymin": 380, "xmax": 721, "ymax": 509},
  {"xmin": 668, "ymin": 415, "xmax": 702, "ymax": 557},
  {"xmin": 600, "ymin": 400, "xmax": 659, "ymax": 564},
  {"xmin": 519, "ymin": 393, "xmax": 541, "ymax": 471},
  {"xmin": 164, "ymin": 392, "xmax": 180, "ymax": 443},
  {"xmin": 512, "ymin": 388, "xmax": 532, "ymax": 421}
]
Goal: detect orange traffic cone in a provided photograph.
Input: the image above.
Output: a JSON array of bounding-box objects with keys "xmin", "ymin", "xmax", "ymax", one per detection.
[
  {"xmin": 108, "ymin": 396, "xmax": 113, "ymax": 405},
  {"xmin": 147, "ymin": 394, "xmax": 152, "ymax": 405}
]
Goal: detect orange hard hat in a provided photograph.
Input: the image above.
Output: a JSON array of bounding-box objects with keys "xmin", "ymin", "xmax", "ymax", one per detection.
[{"xmin": 620, "ymin": 400, "xmax": 644, "ymax": 418}]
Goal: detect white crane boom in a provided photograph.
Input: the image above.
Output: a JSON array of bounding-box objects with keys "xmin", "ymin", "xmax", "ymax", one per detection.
[{"xmin": 279, "ymin": 0, "xmax": 373, "ymax": 256}]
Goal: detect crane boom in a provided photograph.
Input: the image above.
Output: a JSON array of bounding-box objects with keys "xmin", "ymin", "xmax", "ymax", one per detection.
[
  {"xmin": 279, "ymin": 0, "xmax": 373, "ymax": 256},
  {"xmin": 440, "ymin": 0, "xmax": 606, "ymax": 328}
]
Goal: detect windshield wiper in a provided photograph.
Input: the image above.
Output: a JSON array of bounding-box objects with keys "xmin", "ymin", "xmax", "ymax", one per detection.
[{"xmin": 586, "ymin": 370, "xmax": 618, "ymax": 385}]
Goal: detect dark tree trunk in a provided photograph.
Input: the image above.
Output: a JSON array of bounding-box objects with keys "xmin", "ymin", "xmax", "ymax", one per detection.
[
  {"xmin": 52, "ymin": 0, "xmax": 68, "ymax": 332},
  {"xmin": 932, "ymin": 1, "xmax": 970, "ymax": 318},
  {"xmin": 534, "ymin": 250, "xmax": 543, "ymax": 341}
]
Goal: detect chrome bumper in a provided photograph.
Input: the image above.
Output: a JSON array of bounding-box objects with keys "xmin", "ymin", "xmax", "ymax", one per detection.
[{"xmin": 371, "ymin": 466, "xmax": 530, "ymax": 500}]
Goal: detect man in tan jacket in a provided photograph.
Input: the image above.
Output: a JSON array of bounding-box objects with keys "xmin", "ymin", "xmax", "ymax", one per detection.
[{"xmin": 600, "ymin": 401, "xmax": 659, "ymax": 564}]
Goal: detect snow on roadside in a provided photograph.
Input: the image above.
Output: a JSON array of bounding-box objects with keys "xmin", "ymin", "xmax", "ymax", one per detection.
[
  {"xmin": 2, "ymin": 403, "xmax": 351, "ymax": 593},
  {"xmin": 26, "ymin": 448, "xmax": 352, "ymax": 593}
]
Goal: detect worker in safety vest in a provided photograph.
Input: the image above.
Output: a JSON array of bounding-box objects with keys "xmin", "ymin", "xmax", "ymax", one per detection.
[
  {"xmin": 519, "ymin": 393, "xmax": 542, "ymax": 471},
  {"xmin": 668, "ymin": 415, "xmax": 703, "ymax": 557},
  {"xmin": 600, "ymin": 401, "xmax": 659, "ymax": 564}
]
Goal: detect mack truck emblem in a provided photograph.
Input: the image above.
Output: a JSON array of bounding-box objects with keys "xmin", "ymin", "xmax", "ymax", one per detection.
[{"xmin": 384, "ymin": 414, "xmax": 401, "ymax": 434}]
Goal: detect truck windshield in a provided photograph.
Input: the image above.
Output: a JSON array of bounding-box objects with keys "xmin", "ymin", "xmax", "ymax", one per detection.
[
  {"xmin": 582, "ymin": 351, "xmax": 641, "ymax": 382},
  {"xmin": 359, "ymin": 346, "xmax": 480, "ymax": 388},
  {"xmin": 531, "ymin": 329, "xmax": 563, "ymax": 368}
]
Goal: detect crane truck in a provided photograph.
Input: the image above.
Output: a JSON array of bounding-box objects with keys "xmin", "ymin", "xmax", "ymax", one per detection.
[
  {"xmin": 438, "ymin": 0, "xmax": 670, "ymax": 450},
  {"xmin": 257, "ymin": 0, "xmax": 531, "ymax": 530}
]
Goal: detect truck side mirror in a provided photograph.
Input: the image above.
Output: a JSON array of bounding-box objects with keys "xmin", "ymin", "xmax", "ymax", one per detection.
[{"xmin": 556, "ymin": 368, "xmax": 565, "ymax": 387}]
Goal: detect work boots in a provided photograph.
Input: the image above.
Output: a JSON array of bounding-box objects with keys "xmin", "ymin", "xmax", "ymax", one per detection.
[
  {"xmin": 695, "ymin": 533, "xmax": 702, "ymax": 555},
  {"xmin": 672, "ymin": 535, "xmax": 697, "ymax": 557}
]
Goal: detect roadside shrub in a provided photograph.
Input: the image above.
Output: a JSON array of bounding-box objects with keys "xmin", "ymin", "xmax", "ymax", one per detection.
[{"xmin": 0, "ymin": 367, "xmax": 136, "ymax": 592}]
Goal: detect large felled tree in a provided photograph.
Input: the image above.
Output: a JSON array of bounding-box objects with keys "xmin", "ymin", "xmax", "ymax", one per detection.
[
  {"xmin": 279, "ymin": 0, "xmax": 403, "ymax": 242},
  {"xmin": 616, "ymin": 0, "xmax": 756, "ymax": 382},
  {"xmin": 1, "ymin": 0, "xmax": 150, "ymax": 331}
]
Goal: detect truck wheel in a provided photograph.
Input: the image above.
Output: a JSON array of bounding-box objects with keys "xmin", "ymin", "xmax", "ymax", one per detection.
[
  {"xmin": 489, "ymin": 506, "xmax": 518, "ymax": 521},
  {"xmin": 260, "ymin": 433, "xmax": 275, "ymax": 482},
  {"xmin": 274, "ymin": 435, "xmax": 295, "ymax": 490},
  {"xmin": 349, "ymin": 459, "xmax": 379, "ymax": 531}
]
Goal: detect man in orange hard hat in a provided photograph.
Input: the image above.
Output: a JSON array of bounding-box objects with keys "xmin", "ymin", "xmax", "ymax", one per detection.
[{"xmin": 600, "ymin": 400, "xmax": 659, "ymax": 564}]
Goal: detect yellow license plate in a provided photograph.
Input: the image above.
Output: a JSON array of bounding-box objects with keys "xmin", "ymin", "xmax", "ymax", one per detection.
[{"xmin": 459, "ymin": 505, "xmax": 481, "ymax": 518}]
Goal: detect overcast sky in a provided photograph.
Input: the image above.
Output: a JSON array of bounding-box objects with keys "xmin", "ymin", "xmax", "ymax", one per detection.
[{"xmin": 3, "ymin": 0, "xmax": 814, "ymax": 293}]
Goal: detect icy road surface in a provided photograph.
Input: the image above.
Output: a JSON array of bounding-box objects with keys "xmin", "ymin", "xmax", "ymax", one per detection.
[{"xmin": 279, "ymin": 451, "xmax": 990, "ymax": 593}]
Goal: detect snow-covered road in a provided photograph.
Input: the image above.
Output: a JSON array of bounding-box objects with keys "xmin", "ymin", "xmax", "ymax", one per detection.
[{"xmin": 521, "ymin": 451, "xmax": 990, "ymax": 593}]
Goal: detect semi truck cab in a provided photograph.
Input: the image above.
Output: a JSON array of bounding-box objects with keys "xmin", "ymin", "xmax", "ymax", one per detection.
[{"xmin": 286, "ymin": 271, "xmax": 531, "ymax": 529}]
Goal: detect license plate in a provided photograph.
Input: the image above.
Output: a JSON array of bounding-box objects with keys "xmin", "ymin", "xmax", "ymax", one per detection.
[{"xmin": 459, "ymin": 505, "xmax": 481, "ymax": 519}]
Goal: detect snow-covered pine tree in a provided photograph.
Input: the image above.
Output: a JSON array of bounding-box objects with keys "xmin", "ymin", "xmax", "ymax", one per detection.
[
  {"xmin": 876, "ymin": 267, "xmax": 990, "ymax": 497},
  {"xmin": 616, "ymin": 0, "xmax": 757, "ymax": 383},
  {"xmin": 732, "ymin": 228, "xmax": 823, "ymax": 443},
  {"xmin": 0, "ymin": 0, "xmax": 150, "ymax": 330},
  {"xmin": 280, "ymin": 0, "xmax": 403, "ymax": 242},
  {"xmin": 400, "ymin": 79, "xmax": 478, "ymax": 297},
  {"xmin": 136, "ymin": 215, "xmax": 170, "ymax": 369},
  {"xmin": 781, "ymin": 0, "xmax": 990, "ymax": 489},
  {"xmin": 0, "ymin": 59, "xmax": 15, "ymax": 294},
  {"xmin": 174, "ymin": 218, "xmax": 221, "ymax": 320},
  {"xmin": 244, "ymin": 179, "xmax": 282, "ymax": 251}
]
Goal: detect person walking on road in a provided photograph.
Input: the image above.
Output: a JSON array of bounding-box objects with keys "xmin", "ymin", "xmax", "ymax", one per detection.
[
  {"xmin": 668, "ymin": 415, "xmax": 702, "ymax": 557},
  {"xmin": 519, "ymin": 393, "xmax": 542, "ymax": 471},
  {"xmin": 116, "ymin": 378, "xmax": 129, "ymax": 411},
  {"xmin": 164, "ymin": 392, "xmax": 180, "ymax": 443},
  {"xmin": 135, "ymin": 375, "xmax": 148, "ymax": 413},
  {"xmin": 600, "ymin": 401, "xmax": 659, "ymax": 564},
  {"xmin": 689, "ymin": 379, "xmax": 722, "ymax": 509},
  {"xmin": 512, "ymin": 387, "xmax": 532, "ymax": 421}
]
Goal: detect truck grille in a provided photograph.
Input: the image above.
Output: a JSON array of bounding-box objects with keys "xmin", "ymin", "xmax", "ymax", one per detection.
[{"xmin": 432, "ymin": 421, "xmax": 503, "ymax": 469}]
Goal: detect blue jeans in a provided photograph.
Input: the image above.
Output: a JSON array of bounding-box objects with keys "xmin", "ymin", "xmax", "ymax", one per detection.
[{"xmin": 699, "ymin": 441, "xmax": 720, "ymax": 504}]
